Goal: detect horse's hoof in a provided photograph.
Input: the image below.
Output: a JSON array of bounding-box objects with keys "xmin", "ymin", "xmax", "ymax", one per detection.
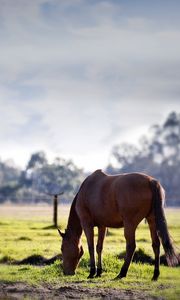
[
  {"xmin": 116, "ymin": 267, "xmax": 127, "ymax": 279},
  {"xmin": 152, "ymin": 276, "xmax": 159, "ymax": 281},
  {"xmin": 151, "ymin": 275, "xmax": 159, "ymax": 281},
  {"xmin": 114, "ymin": 273, "xmax": 126, "ymax": 280},
  {"xmin": 87, "ymin": 267, "xmax": 96, "ymax": 279},
  {"xmin": 87, "ymin": 274, "xmax": 94, "ymax": 279},
  {"xmin": 114, "ymin": 275, "xmax": 121, "ymax": 280},
  {"xmin": 96, "ymin": 268, "xmax": 102, "ymax": 277},
  {"xmin": 152, "ymin": 269, "xmax": 159, "ymax": 281}
]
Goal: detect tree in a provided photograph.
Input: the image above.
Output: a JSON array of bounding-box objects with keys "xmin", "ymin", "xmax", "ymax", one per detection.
[
  {"xmin": 26, "ymin": 151, "xmax": 48, "ymax": 170},
  {"xmin": 32, "ymin": 158, "xmax": 84, "ymax": 202},
  {"xmin": 0, "ymin": 160, "xmax": 21, "ymax": 202},
  {"xmin": 0, "ymin": 152, "xmax": 84, "ymax": 203},
  {"xmin": 107, "ymin": 112, "xmax": 180, "ymax": 206}
]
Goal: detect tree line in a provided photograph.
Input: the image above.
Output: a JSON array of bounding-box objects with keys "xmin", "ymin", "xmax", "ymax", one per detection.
[
  {"xmin": 0, "ymin": 153, "xmax": 84, "ymax": 204},
  {"xmin": 106, "ymin": 111, "xmax": 180, "ymax": 206},
  {"xmin": 0, "ymin": 111, "xmax": 179, "ymax": 206}
]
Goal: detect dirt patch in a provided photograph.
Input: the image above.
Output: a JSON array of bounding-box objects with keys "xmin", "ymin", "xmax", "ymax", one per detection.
[
  {"xmin": 14, "ymin": 254, "xmax": 61, "ymax": 266},
  {"xmin": 0, "ymin": 282, "xmax": 163, "ymax": 300},
  {"xmin": 118, "ymin": 249, "xmax": 154, "ymax": 265},
  {"xmin": 118, "ymin": 248, "xmax": 180, "ymax": 266},
  {"xmin": 0, "ymin": 254, "xmax": 61, "ymax": 266}
]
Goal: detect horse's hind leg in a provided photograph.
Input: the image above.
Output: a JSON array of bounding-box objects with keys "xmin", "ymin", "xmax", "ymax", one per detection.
[
  {"xmin": 96, "ymin": 226, "xmax": 106, "ymax": 277},
  {"xmin": 147, "ymin": 215, "xmax": 160, "ymax": 280},
  {"xmin": 116, "ymin": 222, "xmax": 136, "ymax": 279}
]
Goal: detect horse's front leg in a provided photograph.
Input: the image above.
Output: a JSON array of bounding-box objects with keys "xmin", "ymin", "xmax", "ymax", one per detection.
[
  {"xmin": 83, "ymin": 225, "xmax": 96, "ymax": 278},
  {"xmin": 96, "ymin": 226, "xmax": 107, "ymax": 277}
]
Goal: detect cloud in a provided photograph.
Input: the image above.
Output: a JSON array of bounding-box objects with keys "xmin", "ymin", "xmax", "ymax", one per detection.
[{"xmin": 0, "ymin": 0, "xmax": 180, "ymax": 170}]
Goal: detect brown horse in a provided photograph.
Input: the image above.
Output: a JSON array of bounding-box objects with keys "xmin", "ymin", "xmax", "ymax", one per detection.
[{"xmin": 58, "ymin": 169, "xmax": 179, "ymax": 280}]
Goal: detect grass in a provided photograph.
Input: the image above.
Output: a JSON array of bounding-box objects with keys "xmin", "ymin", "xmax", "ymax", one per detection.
[{"xmin": 0, "ymin": 204, "xmax": 179, "ymax": 299}]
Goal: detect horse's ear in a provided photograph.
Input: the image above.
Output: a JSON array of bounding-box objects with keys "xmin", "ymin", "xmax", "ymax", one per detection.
[{"xmin": 57, "ymin": 228, "xmax": 65, "ymax": 238}]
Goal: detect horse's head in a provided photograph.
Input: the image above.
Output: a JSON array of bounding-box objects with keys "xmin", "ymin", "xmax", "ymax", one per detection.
[{"xmin": 58, "ymin": 228, "xmax": 84, "ymax": 275}]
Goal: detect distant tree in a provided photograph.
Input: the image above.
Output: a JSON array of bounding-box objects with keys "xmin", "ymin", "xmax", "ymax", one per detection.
[
  {"xmin": 0, "ymin": 160, "xmax": 21, "ymax": 202},
  {"xmin": 18, "ymin": 151, "xmax": 48, "ymax": 190},
  {"xmin": 111, "ymin": 143, "xmax": 140, "ymax": 170},
  {"xmin": 32, "ymin": 158, "xmax": 84, "ymax": 202},
  {"xmin": 26, "ymin": 151, "xmax": 48, "ymax": 170},
  {"xmin": 106, "ymin": 112, "xmax": 180, "ymax": 206},
  {"xmin": 0, "ymin": 151, "xmax": 84, "ymax": 203}
]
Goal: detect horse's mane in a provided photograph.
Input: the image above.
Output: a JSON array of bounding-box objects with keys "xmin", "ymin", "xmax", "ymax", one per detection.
[{"xmin": 66, "ymin": 193, "xmax": 82, "ymax": 238}]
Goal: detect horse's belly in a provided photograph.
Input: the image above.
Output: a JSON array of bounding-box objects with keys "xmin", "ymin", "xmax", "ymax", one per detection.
[{"xmin": 93, "ymin": 212, "xmax": 124, "ymax": 228}]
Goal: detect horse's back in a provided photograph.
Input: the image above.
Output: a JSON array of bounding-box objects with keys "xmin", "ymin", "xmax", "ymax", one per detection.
[{"xmin": 76, "ymin": 170, "xmax": 154, "ymax": 228}]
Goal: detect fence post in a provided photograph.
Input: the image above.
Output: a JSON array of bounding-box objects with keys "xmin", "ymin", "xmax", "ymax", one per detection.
[
  {"xmin": 47, "ymin": 192, "xmax": 64, "ymax": 227},
  {"xmin": 53, "ymin": 194, "xmax": 58, "ymax": 227}
]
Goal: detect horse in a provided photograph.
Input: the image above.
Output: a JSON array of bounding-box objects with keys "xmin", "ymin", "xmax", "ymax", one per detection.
[{"xmin": 58, "ymin": 169, "xmax": 179, "ymax": 280}]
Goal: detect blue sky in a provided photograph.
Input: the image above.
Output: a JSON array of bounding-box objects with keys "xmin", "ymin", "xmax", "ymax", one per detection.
[{"xmin": 0, "ymin": 0, "xmax": 180, "ymax": 171}]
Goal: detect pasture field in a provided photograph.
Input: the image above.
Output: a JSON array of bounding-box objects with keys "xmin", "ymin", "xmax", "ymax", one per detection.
[{"xmin": 0, "ymin": 204, "xmax": 179, "ymax": 299}]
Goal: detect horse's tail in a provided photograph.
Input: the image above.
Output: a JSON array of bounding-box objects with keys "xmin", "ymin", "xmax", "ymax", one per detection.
[{"xmin": 150, "ymin": 180, "xmax": 179, "ymax": 267}]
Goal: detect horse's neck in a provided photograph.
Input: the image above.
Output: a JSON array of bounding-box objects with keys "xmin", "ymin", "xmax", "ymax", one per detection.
[{"xmin": 66, "ymin": 195, "xmax": 82, "ymax": 240}]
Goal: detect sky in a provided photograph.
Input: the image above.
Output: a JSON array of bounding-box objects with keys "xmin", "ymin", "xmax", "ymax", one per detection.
[{"xmin": 0, "ymin": 0, "xmax": 180, "ymax": 171}]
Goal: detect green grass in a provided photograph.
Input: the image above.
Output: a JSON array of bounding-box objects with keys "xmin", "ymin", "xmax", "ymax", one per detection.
[{"xmin": 0, "ymin": 205, "xmax": 179, "ymax": 299}]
